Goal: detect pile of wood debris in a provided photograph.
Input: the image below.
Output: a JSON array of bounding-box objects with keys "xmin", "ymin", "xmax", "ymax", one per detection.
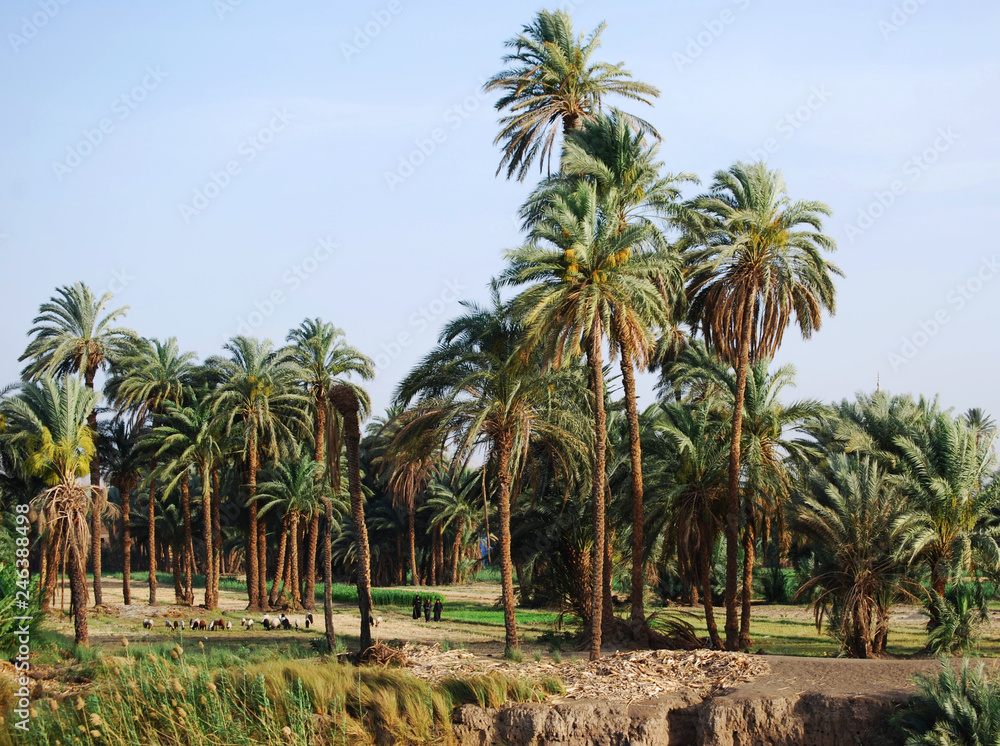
[{"xmin": 404, "ymin": 644, "xmax": 769, "ymax": 704}]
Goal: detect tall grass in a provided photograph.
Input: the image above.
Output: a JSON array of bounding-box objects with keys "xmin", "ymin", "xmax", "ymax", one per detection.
[{"xmin": 16, "ymin": 647, "xmax": 559, "ymax": 745}]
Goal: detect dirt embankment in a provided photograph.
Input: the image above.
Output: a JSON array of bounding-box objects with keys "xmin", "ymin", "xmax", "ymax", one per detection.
[{"xmin": 452, "ymin": 656, "xmax": 958, "ymax": 746}]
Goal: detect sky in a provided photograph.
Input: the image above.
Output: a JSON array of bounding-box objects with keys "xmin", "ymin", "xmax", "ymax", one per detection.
[{"xmin": 1, "ymin": 0, "xmax": 998, "ymax": 420}]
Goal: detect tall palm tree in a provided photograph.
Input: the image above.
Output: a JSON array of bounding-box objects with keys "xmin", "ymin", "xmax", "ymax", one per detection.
[
  {"xmin": 396, "ymin": 293, "xmax": 588, "ymax": 653},
  {"xmin": 106, "ymin": 337, "xmax": 196, "ymax": 603},
  {"xmin": 897, "ymin": 415, "xmax": 1000, "ymax": 596},
  {"xmin": 684, "ymin": 161, "xmax": 841, "ymax": 649},
  {"xmin": 485, "ymin": 9, "xmax": 659, "ymax": 181},
  {"xmin": 524, "ymin": 112, "xmax": 691, "ymax": 627},
  {"xmin": 19, "ymin": 282, "xmax": 136, "ymax": 607},
  {"xmin": 502, "ymin": 180, "xmax": 665, "ymax": 659},
  {"xmin": 0, "ymin": 377, "xmax": 99, "ymax": 644},
  {"xmin": 287, "ymin": 318, "xmax": 373, "ymax": 609},
  {"xmin": 331, "ymin": 384, "xmax": 374, "ymax": 651},
  {"xmin": 208, "ymin": 337, "xmax": 308, "ymax": 610},
  {"xmin": 99, "ymin": 420, "xmax": 146, "ymax": 605}
]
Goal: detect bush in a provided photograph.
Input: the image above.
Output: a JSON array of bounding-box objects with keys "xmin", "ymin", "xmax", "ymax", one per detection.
[
  {"xmin": 895, "ymin": 659, "xmax": 1000, "ymax": 744},
  {"xmin": 925, "ymin": 582, "xmax": 989, "ymax": 656},
  {"xmin": 759, "ymin": 565, "xmax": 791, "ymax": 604}
]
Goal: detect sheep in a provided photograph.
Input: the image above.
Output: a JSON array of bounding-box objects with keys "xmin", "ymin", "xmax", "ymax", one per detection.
[
  {"xmin": 164, "ymin": 620, "xmax": 176, "ymax": 631},
  {"xmin": 178, "ymin": 620, "xmax": 186, "ymax": 631},
  {"xmin": 225, "ymin": 620, "xmax": 233, "ymax": 630},
  {"xmin": 241, "ymin": 617, "xmax": 255, "ymax": 631},
  {"xmin": 261, "ymin": 615, "xmax": 272, "ymax": 630},
  {"xmin": 305, "ymin": 613, "xmax": 313, "ymax": 629},
  {"xmin": 375, "ymin": 616, "xmax": 383, "ymax": 628},
  {"xmin": 279, "ymin": 614, "xmax": 292, "ymax": 630},
  {"xmin": 190, "ymin": 618, "xmax": 200, "ymax": 631},
  {"xmin": 294, "ymin": 619, "xmax": 300, "ymax": 631},
  {"xmin": 199, "ymin": 619, "xmax": 208, "ymax": 631},
  {"xmin": 142, "ymin": 619, "xmax": 153, "ymax": 630}
]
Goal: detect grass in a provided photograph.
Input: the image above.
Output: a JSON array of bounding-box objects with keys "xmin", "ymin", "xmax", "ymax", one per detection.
[{"xmin": 12, "ymin": 644, "xmax": 560, "ymax": 746}]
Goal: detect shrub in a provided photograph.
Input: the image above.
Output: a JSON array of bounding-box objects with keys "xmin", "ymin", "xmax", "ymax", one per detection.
[
  {"xmin": 895, "ymin": 659, "xmax": 1000, "ymax": 744},
  {"xmin": 925, "ymin": 582, "xmax": 990, "ymax": 656}
]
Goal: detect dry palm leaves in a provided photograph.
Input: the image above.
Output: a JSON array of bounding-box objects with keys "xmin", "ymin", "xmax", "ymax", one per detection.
[{"xmin": 404, "ymin": 644, "xmax": 768, "ymax": 705}]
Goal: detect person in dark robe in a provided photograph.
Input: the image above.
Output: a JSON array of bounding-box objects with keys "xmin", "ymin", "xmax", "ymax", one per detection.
[
  {"xmin": 424, "ymin": 598, "xmax": 432, "ymax": 622},
  {"xmin": 412, "ymin": 595, "xmax": 422, "ymax": 620},
  {"xmin": 433, "ymin": 599, "xmax": 443, "ymax": 622}
]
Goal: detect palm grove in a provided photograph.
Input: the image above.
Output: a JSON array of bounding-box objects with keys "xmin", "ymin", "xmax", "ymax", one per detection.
[{"xmin": 2, "ymin": 10, "xmax": 997, "ymax": 663}]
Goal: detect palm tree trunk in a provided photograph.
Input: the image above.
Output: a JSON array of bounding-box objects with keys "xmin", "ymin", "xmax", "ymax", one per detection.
[
  {"xmin": 587, "ymin": 323, "xmax": 608, "ymax": 661},
  {"xmin": 279, "ymin": 541, "xmax": 292, "ymax": 606},
  {"xmin": 738, "ymin": 509, "xmax": 756, "ymax": 649},
  {"xmin": 202, "ymin": 466, "xmax": 214, "ymax": 609},
  {"xmin": 602, "ymin": 525, "xmax": 614, "ymax": 639},
  {"xmin": 85, "ymin": 368, "xmax": 103, "ymax": 608},
  {"xmin": 171, "ymin": 546, "xmax": 182, "ymax": 601},
  {"xmin": 257, "ymin": 517, "xmax": 267, "ymax": 608},
  {"xmin": 181, "ymin": 473, "xmax": 194, "ymax": 605},
  {"xmin": 304, "ymin": 514, "xmax": 319, "ymax": 610},
  {"xmin": 320, "ymin": 495, "xmax": 336, "ymax": 652},
  {"xmin": 148, "ymin": 466, "xmax": 158, "ymax": 604},
  {"xmin": 247, "ymin": 441, "xmax": 260, "ymax": 610},
  {"xmin": 121, "ymin": 484, "xmax": 132, "ymax": 605},
  {"xmin": 338, "ymin": 397, "xmax": 373, "ymax": 652},
  {"xmin": 408, "ymin": 504, "xmax": 419, "ymax": 586},
  {"xmin": 450, "ymin": 518, "xmax": 463, "ymax": 584},
  {"xmin": 68, "ymin": 536, "xmax": 88, "ymax": 646},
  {"xmin": 290, "ymin": 513, "xmax": 301, "ymax": 608},
  {"xmin": 620, "ymin": 351, "xmax": 646, "ymax": 625},
  {"xmin": 211, "ymin": 468, "xmax": 222, "ymax": 608},
  {"xmin": 396, "ymin": 535, "xmax": 404, "ymax": 585},
  {"xmin": 495, "ymin": 431, "xmax": 519, "ymax": 652},
  {"xmin": 725, "ymin": 298, "xmax": 754, "ymax": 650},
  {"xmin": 429, "ymin": 529, "xmax": 437, "ymax": 586},
  {"xmin": 699, "ymin": 522, "xmax": 723, "ymax": 650},
  {"xmin": 40, "ymin": 530, "xmax": 53, "ymax": 612},
  {"xmin": 269, "ymin": 514, "xmax": 289, "ymax": 607}
]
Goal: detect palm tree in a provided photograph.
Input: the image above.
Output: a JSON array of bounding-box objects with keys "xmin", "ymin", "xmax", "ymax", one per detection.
[
  {"xmin": 792, "ymin": 454, "xmax": 919, "ymax": 658},
  {"xmin": 684, "ymin": 161, "xmax": 841, "ymax": 649},
  {"xmin": 99, "ymin": 420, "xmax": 146, "ymax": 605},
  {"xmin": 670, "ymin": 342, "xmax": 824, "ymax": 647},
  {"xmin": 0, "ymin": 377, "xmax": 99, "ymax": 644},
  {"xmin": 647, "ymin": 398, "xmax": 730, "ymax": 649},
  {"xmin": 485, "ymin": 9, "xmax": 659, "ymax": 181},
  {"xmin": 106, "ymin": 337, "xmax": 196, "ymax": 604},
  {"xmin": 287, "ymin": 318, "xmax": 373, "ymax": 609},
  {"xmin": 19, "ymin": 282, "xmax": 136, "ymax": 607},
  {"xmin": 208, "ymin": 337, "xmax": 308, "ymax": 610},
  {"xmin": 896, "ymin": 415, "xmax": 1000, "ymax": 597},
  {"xmin": 426, "ymin": 468, "xmax": 479, "ymax": 584},
  {"xmin": 396, "ymin": 293, "xmax": 588, "ymax": 653},
  {"xmin": 143, "ymin": 393, "xmax": 223, "ymax": 607},
  {"xmin": 502, "ymin": 180, "xmax": 665, "ymax": 659},
  {"xmin": 331, "ymin": 384, "xmax": 374, "ymax": 651}
]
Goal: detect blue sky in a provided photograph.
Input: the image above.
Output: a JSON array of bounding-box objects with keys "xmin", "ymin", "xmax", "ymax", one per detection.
[{"xmin": 2, "ymin": 0, "xmax": 998, "ymax": 419}]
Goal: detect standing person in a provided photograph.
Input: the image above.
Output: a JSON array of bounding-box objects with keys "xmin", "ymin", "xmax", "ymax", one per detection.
[
  {"xmin": 424, "ymin": 598, "xmax": 431, "ymax": 622},
  {"xmin": 433, "ymin": 599, "xmax": 442, "ymax": 622},
  {"xmin": 412, "ymin": 594, "xmax": 421, "ymax": 620}
]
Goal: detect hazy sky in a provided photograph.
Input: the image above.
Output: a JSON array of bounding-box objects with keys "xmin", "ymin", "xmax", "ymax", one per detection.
[{"xmin": 2, "ymin": 0, "xmax": 998, "ymax": 420}]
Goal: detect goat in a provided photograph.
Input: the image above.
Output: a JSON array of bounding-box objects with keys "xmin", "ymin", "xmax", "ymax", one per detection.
[
  {"xmin": 225, "ymin": 620, "xmax": 232, "ymax": 630},
  {"xmin": 142, "ymin": 619, "xmax": 153, "ymax": 630},
  {"xmin": 305, "ymin": 613, "xmax": 313, "ymax": 629},
  {"xmin": 164, "ymin": 620, "xmax": 176, "ymax": 631},
  {"xmin": 241, "ymin": 617, "xmax": 254, "ymax": 631}
]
